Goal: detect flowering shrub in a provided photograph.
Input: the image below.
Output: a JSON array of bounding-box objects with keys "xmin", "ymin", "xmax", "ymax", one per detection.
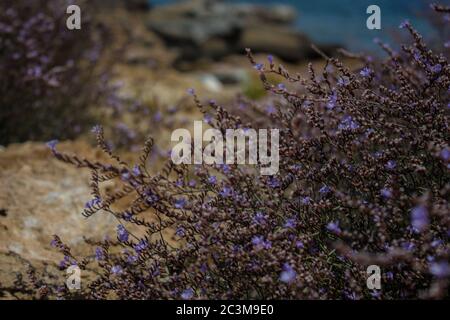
[
  {"xmin": 26, "ymin": 4, "xmax": 450, "ymax": 299},
  {"xmin": 0, "ymin": 0, "xmax": 106, "ymax": 145}
]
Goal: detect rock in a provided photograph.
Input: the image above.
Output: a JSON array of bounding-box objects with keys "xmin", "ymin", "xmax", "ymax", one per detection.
[
  {"xmin": 238, "ymin": 25, "xmax": 314, "ymax": 62},
  {"xmin": 124, "ymin": 0, "xmax": 150, "ymax": 11},
  {"xmin": 0, "ymin": 141, "xmax": 117, "ymax": 285},
  {"xmin": 145, "ymin": 0, "xmax": 333, "ymax": 65}
]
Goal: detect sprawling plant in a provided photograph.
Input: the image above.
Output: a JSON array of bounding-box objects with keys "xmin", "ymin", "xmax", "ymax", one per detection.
[
  {"xmin": 0, "ymin": 0, "xmax": 107, "ymax": 145},
  {"xmin": 20, "ymin": 4, "xmax": 450, "ymax": 299}
]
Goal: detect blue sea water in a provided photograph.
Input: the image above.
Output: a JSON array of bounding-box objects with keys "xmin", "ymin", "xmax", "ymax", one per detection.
[{"xmin": 150, "ymin": 0, "xmax": 438, "ymax": 53}]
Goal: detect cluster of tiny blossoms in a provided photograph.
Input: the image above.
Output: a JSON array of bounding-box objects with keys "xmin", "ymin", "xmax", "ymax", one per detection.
[
  {"xmin": 0, "ymin": 0, "xmax": 105, "ymax": 145},
  {"xmin": 36, "ymin": 4, "xmax": 450, "ymax": 299}
]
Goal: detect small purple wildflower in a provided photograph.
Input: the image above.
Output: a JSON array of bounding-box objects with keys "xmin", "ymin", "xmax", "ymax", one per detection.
[
  {"xmin": 208, "ymin": 175, "xmax": 217, "ymax": 185},
  {"xmin": 327, "ymin": 90, "xmax": 337, "ymax": 110},
  {"xmin": 319, "ymin": 185, "xmax": 331, "ymax": 195},
  {"xmin": 187, "ymin": 88, "xmax": 195, "ymax": 96},
  {"xmin": 176, "ymin": 226, "xmax": 186, "ymax": 237},
  {"xmin": 399, "ymin": 20, "xmax": 410, "ymax": 29},
  {"xmin": 360, "ymin": 67, "xmax": 373, "ymax": 77},
  {"xmin": 174, "ymin": 198, "xmax": 187, "ymax": 209},
  {"xmin": 385, "ymin": 160, "xmax": 397, "ymax": 170},
  {"xmin": 132, "ymin": 165, "xmax": 141, "ymax": 176},
  {"xmin": 253, "ymin": 211, "xmax": 266, "ymax": 225},
  {"xmin": 95, "ymin": 247, "xmax": 104, "ymax": 261},
  {"xmin": 296, "ymin": 241, "xmax": 305, "ymax": 249},
  {"xmin": 181, "ymin": 288, "xmax": 194, "ymax": 300},
  {"xmin": 440, "ymin": 148, "xmax": 449, "ymax": 161},
  {"xmin": 380, "ymin": 188, "xmax": 392, "ymax": 199},
  {"xmin": 111, "ymin": 265, "xmax": 123, "ymax": 275},
  {"xmin": 267, "ymin": 177, "xmax": 280, "ymax": 188},
  {"xmin": 301, "ymin": 196, "xmax": 311, "ymax": 205},
  {"xmin": 277, "ymin": 83, "xmax": 286, "ymax": 90},
  {"xmin": 267, "ymin": 55, "xmax": 274, "ymax": 65},
  {"xmin": 133, "ymin": 239, "xmax": 148, "ymax": 253},
  {"xmin": 219, "ymin": 186, "xmax": 233, "ymax": 198},
  {"xmin": 429, "ymin": 261, "xmax": 450, "ymax": 278},
  {"xmin": 284, "ymin": 218, "xmax": 296, "ymax": 229},
  {"xmin": 279, "ymin": 263, "xmax": 296, "ymax": 284},
  {"xmin": 338, "ymin": 115, "xmax": 359, "ymax": 131},
  {"xmin": 252, "ymin": 236, "xmax": 271, "ymax": 249},
  {"xmin": 327, "ymin": 221, "xmax": 341, "ymax": 234},
  {"xmin": 85, "ymin": 196, "xmax": 101, "ymax": 209},
  {"xmin": 91, "ymin": 125, "xmax": 102, "ymax": 135},
  {"xmin": 117, "ymin": 224, "xmax": 129, "ymax": 242},
  {"xmin": 254, "ymin": 63, "xmax": 264, "ymax": 71},
  {"xmin": 429, "ymin": 64, "xmax": 442, "ymax": 74},
  {"xmin": 46, "ymin": 139, "xmax": 59, "ymax": 151},
  {"xmin": 411, "ymin": 205, "xmax": 429, "ymax": 232}
]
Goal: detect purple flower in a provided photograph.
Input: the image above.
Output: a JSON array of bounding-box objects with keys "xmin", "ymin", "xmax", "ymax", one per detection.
[
  {"xmin": 411, "ymin": 205, "xmax": 429, "ymax": 232},
  {"xmin": 145, "ymin": 190, "xmax": 159, "ymax": 205},
  {"xmin": 429, "ymin": 261, "xmax": 450, "ymax": 278},
  {"xmin": 279, "ymin": 263, "xmax": 296, "ymax": 283},
  {"xmin": 266, "ymin": 104, "xmax": 276, "ymax": 115},
  {"xmin": 117, "ymin": 224, "xmax": 129, "ymax": 242},
  {"xmin": 85, "ymin": 196, "xmax": 101, "ymax": 209},
  {"xmin": 327, "ymin": 221, "xmax": 341, "ymax": 234},
  {"xmin": 267, "ymin": 177, "xmax": 280, "ymax": 188},
  {"xmin": 399, "ymin": 20, "xmax": 410, "ymax": 29},
  {"xmin": 267, "ymin": 55, "xmax": 274, "ymax": 64},
  {"xmin": 111, "ymin": 265, "xmax": 123, "ymax": 274},
  {"xmin": 91, "ymin": 125, "xmax": 102, "ymax": 135},
  {"xmin": 208, "ymin": 175, "xmax": 217, "ymax": 185},
  {"xmin": 431, "ymin": 239, "xmax": 443, "ymax": 248},
  {"xmin": 402, "ymin": 241, "xmax": 415, "ymax": 252},
  {"xmin": 121, "ymin": 170, "xmax": 131, "ymax": 181},
  {"xmin": 440, "ymin": 148, "xmax": 449, "ymax": 161},
  {"xmin": 301, "ymin": 196, "xmax": 311, "ymax": 205},
  {"xmin": 95, "ymin": 247, "xmax": 104, "ymax": 261},
  {"xmin": 254, "ymin": 63, "xmax": 264, "ymax": 71},
  {"xmin": 176, "ymin": 226, "xmax": 185, "ymax": 237},
  {"xmin": 127, "ymin": 254, "xmax": 138, "ymax": 264},
  {"xmin": 327, "ymin": 90, "xmax": 337, "ymax": 110},
  {"xmin": 218, "ymin": 164, "xmax": 230, "ymax": 175},
  {"xmin": 277, "ymin": 83, "xmax": 286, "ymax": 90},
  {"xmin": 187, "ymin": 88, "xmax": 195, "ymax": 96},
  {"xmin": 338, "ymin": 77, "xmax": 350, "ymax": 86},
  {"xmin": 380, "ymin": 188, "xmax": 392, "ymax": 199},
  {"xmin": 429, "ymin": 64, "xmax": 442, "ymax": 74},
  {"xmin": 200, "ymin": 263, "xmax": 208, "ymax": 273},
  {"xmin": 319, "ymin": 185, "xmax": 331, "ymax": 195},
  {"xmin": 133, "ymin": 240, "xmax": 148, "ymax": 253},
  {"xmin": 385, "ymin": 160, "xmax": 397, "ymax": 170},
  {"xmin": 132, "ymin": 165, "xmax": 141, "ymax": 176},
  {"xmin": 181, "ymin": 288, "xmax": 194, "ymax": 300},
  {"xmin": 253, "ymin": 211, "xmax": 266, "ymax": 225},
  {"xmin": 46, "ymin": 139, "xmax": 59, "ymax": 151},
  {"xmin": 252, "ymin": 236, "xmax": 271, "ymax": 249},
  {"xmin": 284, "ymin": 218, "xmax": 296, "ymax": 228},
  {"xmin": 360, "ymin": 67, "xmax": 373, "ymax": 77},
  {"xmin": 174, "ymin": 198, "xmax": 187, "ymax": 209},
  {"xmin": 219, "ymin": 186, "xmax": 233, "ymax": 198},
  {"xmin": 338, "ymin": 115, "xmax": 359, "ymax": 131},
  {"xmin": 296, "ymin": 241, "xmax": 305, "ymax": 249}
]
